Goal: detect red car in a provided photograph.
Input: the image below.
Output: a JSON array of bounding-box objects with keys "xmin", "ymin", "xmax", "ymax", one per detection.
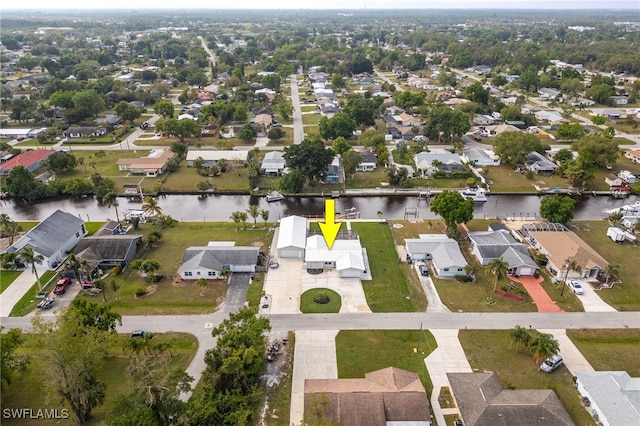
[{"xmin": 53, "ymin": 277, "xmax": 72, "ymax": 295}]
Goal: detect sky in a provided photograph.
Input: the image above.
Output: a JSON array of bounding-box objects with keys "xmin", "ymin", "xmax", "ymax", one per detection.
[{"xmin": 8, "ymin": 0, "xmax": 640, "ymax": 10}]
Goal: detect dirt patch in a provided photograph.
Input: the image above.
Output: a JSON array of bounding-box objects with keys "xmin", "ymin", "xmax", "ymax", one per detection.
[
  {"xmin": 251, "ymin": 241, "xmax": 264, "ymax": 246},
  {"xmin": 493, "ymin": 289, "xmax": 527, "ymax": 303}
]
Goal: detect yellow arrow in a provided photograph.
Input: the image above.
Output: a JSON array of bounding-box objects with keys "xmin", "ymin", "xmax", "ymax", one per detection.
[{"xmin": 319, "ymin": 199, "xmax": 341, "ymax": 250}]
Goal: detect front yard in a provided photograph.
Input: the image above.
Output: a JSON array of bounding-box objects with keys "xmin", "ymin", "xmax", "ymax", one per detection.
[{"xmin": 566, "ymin": 329, "xmax": 640, "ymax": 376}]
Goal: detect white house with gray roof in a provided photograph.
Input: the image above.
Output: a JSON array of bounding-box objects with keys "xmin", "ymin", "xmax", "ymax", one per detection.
[
  {"xmin": 524, "ymin": 152, "xmax": 558, "ymax": 175},
  {"xmin": 4, "ymin": 209, "xmax": 87, "ymax": 269},
  {"xmin": 405, "ymin": 234, "xmax": 467, "ymax": 278},
  {"xmin": 177, "ymin": 245, "xmax": 259, "ymax": 280},
  {"xmin": 261, "ymin": 151, "xmax": 287, "ymax": 176},
  {"xmin": 467, "ymin": 229, "xmax": 537, "ymax": 276},
  {"xmin": 413, "ymin": 149, "xmax": 466, "ymax": 177},
  {"xmin": 575, "ymin": 371, "xmax": 640, "ymax": 426}
]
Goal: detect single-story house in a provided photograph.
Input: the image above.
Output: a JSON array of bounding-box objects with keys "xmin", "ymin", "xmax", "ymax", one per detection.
[
  {"xmin": 395, "ymin": 164, "xmax": 415, "ymax": 178},
  {"xmin": 414, "ymin": 149, "xmax": 466, "ymax": 177},
  {"xmin": 463, "ymin": 149, "xmax": 501, "ymax": 166},
  {"xmin": 305, "ymin": 367, "xmax": 431, "ymax": 426},
  {"xmin": 467, "ymin": 229, "xmax": 538, "ymax": 276},
  {"xmin": 185, "ymin": 150, "xmax": 249, "ymax": 168},
  {"xmin": 305, "ymin": 234, "xmax": 366, "ymax": 278},
  {"xmin": 0, "ymin": 149, "xmax": 55, "ymax": 176},
  {"xmin": 277, "ymin": 215, "xmax": 307, "ymax": 258},
  {"xmin": 254, "ymin": 113, "xmax": 273, "ymax": 125},
  {"xmin": 356, "ymin": 151, "xmax": 377, "ymax": 172},
  {"xmin": 260, "ymin": 151, "xmax": 287, "ymax": 175},
  {"xmin": 538, "ymin": 87, "xmax": 561, "ymax": 99},
  {"xmin": 575, "ymin": 371, "xmax": 640, "ymax": 426},
  {"xmin": 177, "ymin": 245, "xmax": 259, "ymax": 280},
  {"xmin": 64, "ymin": 126, "xmax": 107, "ymax": 138},
  {"xmin": 624, "ymin": 149, "xmax": 640, "ymax": 163},
  {"xmin": 610, "ymin": 96, "xmax": 629, "ymax": 105},
  {"xmin": 522, "ymin": 223, "xmax": 609, "ymax": 280},
  {"xmin": 524, "ymin": 151, "xmax": 558, "ymax": 175},
  {"xmin": 4, "ymin": 209, "xmax": 87, "ymax": 269},
  {"xmin": 0, "ymin": 128, "xmax": 46, "ymax": 139},
  {"xmin": 398, "ymin": 112, "xmax": 420, "ymax": 127},
  {"xmin": 405, "ymin": 234, "xmax": 468, "ymax": 278},
  {"xmin": 448, "ymin": 372, "xmax": 573, "ymax": 426},
  {"xmin": 534, "ymin": 110, "xmax": 565, "ymax": 124},
  {"xmin": 605, "ymin": 173, "xmax": 628, "ymax": 189},
  {"xmin": 602, "ymin": 109, "xmax": 623, "ymax": 120},
  {"xmin": 74, "ymin": 234, "xmax": 143, "ymax": 275},
  {"xmin": 117, "ymin": 149, "xmax": 176, "ymax": 177}
]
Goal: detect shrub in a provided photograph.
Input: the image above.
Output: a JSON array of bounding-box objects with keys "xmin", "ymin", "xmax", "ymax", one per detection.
[
  {"xmin": 455, "ymin": 275, "xmax": 473, "ymax": 282},
  {"xmin": 525, "ymin": 170, "xmax": 534, "ymax": 180},
  {"xmin": 135, "ymin": 287, "xmax": 148, "ymax": 297},
  {"xmin": 313, "ymin": 293, "xmax": 331, "ymax": 304}
]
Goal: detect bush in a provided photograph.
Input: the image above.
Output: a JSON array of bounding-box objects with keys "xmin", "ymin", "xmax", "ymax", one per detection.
[
  {"xmin": 135, "ymin": 287, "xmax": 148, "ymax": 297},
  {"xmin": 525, "ymin": 170, "xmax": 534, "ymax": 180},
  {"xmin": 455, "ymin": 275, "xmax": 473, "ymax": 282},
  {"xmin": 313, "ymin": 293, "xmax": 331, "ymax": 304}
]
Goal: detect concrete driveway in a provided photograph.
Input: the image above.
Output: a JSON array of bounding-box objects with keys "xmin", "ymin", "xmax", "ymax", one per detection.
[
  {"xmin": 539, "ymin": 329, "xmax": 595, "ymax": 374},
  {"xmin": 413, "ymin": 262, "xmax": 449, "ymax": 313},
  {"xmin": 221, "ymin": 273, "xmax": 251, "ymax": 313},
  {"xmin": 263, "ymin": 257, "xmax": 303, "ymax": 314},
  {"xmin": 572, "ymin": 279, "xmax": 616, "ymax": 312},
  {"xmin": 300, "ymin": 269, "xmax": 370, "ymax": 313}
]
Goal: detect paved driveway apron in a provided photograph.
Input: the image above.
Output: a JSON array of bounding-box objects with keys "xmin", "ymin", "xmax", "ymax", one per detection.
[{"xmin": 221, "ymin": 273, "xmax": 251, "ymax": 313}]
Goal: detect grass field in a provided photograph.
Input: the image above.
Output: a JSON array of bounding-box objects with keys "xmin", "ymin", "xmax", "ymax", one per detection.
[
  {"xmin": 346, "ymin": 168, "xmax": 388, "ymax": 189},
  {"xmin": 82, "ymin": 222, "xmax": 273, "ymax": 315},
  {"xmin": 566, "ymin": 329, "xmax": 640, "ymax": 376},
  {"xmin": 300, "ymin": 288, "xmax": 342, "ymax": 313},
  {"xmin": 336, "ymin": 330, "xmax": 437, "ymax": 393},
  {"xmin": 302, "ymin": 114, "xmax": 322, "ymax": 126},
  {"xmin": 459, "ymin": 330, "xmax": 595, "ymax": 426},
  {"xmin": 351, "ymin": 223, "xmax": 427, "ymax": 312},
  {"xmin": 2, "ymin": 332, "xmax": 197, "ymax": 426},
  {"xmin": 572, "ymin": 220, "xmax": 640, "ymax": 311},
  {"xmin": 1, "ymin": 270, "xmax": 22, "ymax": 294},
  {"xmin": 485, "ymin": 165, "xmax": 567, "ymax": 192}
]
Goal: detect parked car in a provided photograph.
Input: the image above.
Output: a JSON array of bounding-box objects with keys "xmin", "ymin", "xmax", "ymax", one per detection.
[
  {"xmin": 539, "ymin": 354, "xmax": 563, "ymax": 372},
  {"xmin": 130, "ymin": 330, "xmax": 154, "ymax": 339},
  {"xmin": 53, "ymin": 277, "xmax": 72, "ymax": 295},
  {"xmin": 568, "ymin": 280, "xmax": 584, "ymax": 295},
  {"xmin": 37, "ymin": 297, "xmax": 55, "ymax": 310},
  {"xmin": 418, "ymin": 264, "xmax": 429, "ymax": 277}
]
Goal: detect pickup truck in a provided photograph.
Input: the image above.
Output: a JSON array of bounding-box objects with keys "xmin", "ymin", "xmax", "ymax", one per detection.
[{"xmin": 53, "ymin": 277, "xmax": 72, "ymax": 295}]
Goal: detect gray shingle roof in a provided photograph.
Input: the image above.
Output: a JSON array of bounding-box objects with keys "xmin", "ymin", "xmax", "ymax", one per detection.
[
  {"xmin": 74, "ymin": 235, "xmax": 142, "ymax": 263},
  {"xmin": 576, "ymin": 371, "xmax": 640, "ymax": 426},
  {"xmin": 468, "ymin": 230, "xmax": 537, "ymax": 269},
  {"xmin": 8, "ymin": 210, "xmax": 84, "ymax": 257},
  {"xmin": 178, "ymin": 246, "xmax": 259, "ymax": 272}
]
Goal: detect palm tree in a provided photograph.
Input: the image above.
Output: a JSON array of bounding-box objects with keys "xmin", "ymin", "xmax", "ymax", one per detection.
[
  {"xmin": 529, "ymin": 332, "xmax": 559, "ymax": 364},
  {"xmin": 18, "ymin": 247, "xmax": 45, "ymax": 292},
  {"xmin": 67, "ymin": 253, "xmax": 81, "ymax": 281},
  {"xmin": 238, "ymin": 211, "xmax": 248, "ymax": 230},
  {"xmin": 604, "ymin": 264, "xmax": 619, "ymax": 286},
  {"xmin": 561, "ymin": 258, "xmax": 581, "ymax": 296},
  {"xmin": 142, "ymin": 196, "xmax": 163, "ymax": 221},
  {"xmin": 102, "ymin": 191, "xmax": 120, "ymax": 224},
  {"xmin": 463, "ymin": 264, "xmax": 481, "ymax": 282},
  {"xmin": 247, "ymin": 205, "xmax": 260, "ymax": 227},
  {"xmin": 0, "ymin": 213, "xmax": 11, "ymax": 230},
  {"xmin": 230, "ymin": 211, "xmax": 242, "ymax": 231},
  {"xmin": 509, "ymin": 325, "xmax": 531, "ymax": 352},
  {"xmin": 196, "ymin": 278, "xmax": 208, "ymax": 296},
  {"xmin": 260, "ymin": 209, "xmax": 270, "ymax": 228},
  {"xmin": 486, "ymin": 257, "xmax": 510, "ymax": 292},
  {"xmin": 5, "ymin": 221, "xmax": 20, "ymax": 245}
]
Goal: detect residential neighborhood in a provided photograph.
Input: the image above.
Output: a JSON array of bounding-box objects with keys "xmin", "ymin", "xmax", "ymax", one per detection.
[{"xmin": 1, "ymin": 7, "xmax": 640, "ymax": 426}]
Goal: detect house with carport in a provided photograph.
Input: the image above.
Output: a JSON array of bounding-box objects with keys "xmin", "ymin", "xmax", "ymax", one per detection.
[
  {"xmin": 277, "ymin": 215, "xmax": 307, "ymax": 258},
  {"xmin": 405, "ymin": 234, "xmax": 467, "ymax": 277},
  {"xmin": 4, "ymin": 209, "xmax": 87, "ymax": 269},
  {"xmin": 177, "ymin": 243, "xmax": 259, "ymax": 280},
  {"xmin": 467, "ymin": 229, "xmax": 538, "ymax": 276}
]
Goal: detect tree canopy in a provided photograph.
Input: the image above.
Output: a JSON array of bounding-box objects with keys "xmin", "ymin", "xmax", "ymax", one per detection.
[
  {"xmin": 539, "ymin": 195, "xmax": 576, "ymax": 225},
  {"xmin": 493, "ymin": 132, "xmax": 545, "ymax": 165},
  {"xmin": 283, "ymin": 136, "xmax": 335, "ymax": 183},
  {"xmin": 319, "ymin": 112, "xmax": 357, "ymax": 140},
  {"xmin": 429, "ymin": 190, "xmax": 474, "ymax": 238}
]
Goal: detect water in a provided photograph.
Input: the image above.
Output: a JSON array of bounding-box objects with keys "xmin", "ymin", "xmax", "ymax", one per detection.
[{"xmin": 2, "ymin": 193, "xmax": 637, "ymax": 222}]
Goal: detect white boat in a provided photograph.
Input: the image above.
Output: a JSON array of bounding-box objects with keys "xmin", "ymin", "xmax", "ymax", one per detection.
[
  {"xmin": 461, "ymin": 187, "xmax": 488, "ymax": 202},
  {"xmin": 265, "ymin": 192, "xmax": 284, "ymax": 202}
]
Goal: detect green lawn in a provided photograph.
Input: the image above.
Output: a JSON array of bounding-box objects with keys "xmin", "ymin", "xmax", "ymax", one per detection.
[
  {"xmin": 302, "ymin": 114, "xmax": 322, "ymax": 126},
  {"xmin": 0, "ymin": 270, "xmax": 22, "ymax": 294},
  {"xmin": 84, "ymin": 222, "xmax": 273, "ymax": 315},
  {"xmin": 266, "ymin": 127, "xmax": 294, "ymax": 146},
  {"xmin": 484, "ymin": 165, "xmax": 568, "ymax": 192},
  {"xmin": 2, "ymin": 332, "xmax": 197, "ymax": 426},
  {"xmin": 162, "ymin": 161, "xmax": 251, "ymax": 192},
  {"xmin": 336, "ymin": 330, "xmax": 437, "ymax": 393},
  {"xmin": 572, "ymin": 221, "xmax": 640, "ymax": 311},
  {"xmin": 10, "ymin": 270, "xmax": 58, "ymax": 317},
  {"xmin": 300, "ymin": 288, "xmax": 342, "ymax": 313},
  {"xmin": 346, "ymin": 168, "xmax": 388, "ymax": 189},
  {"xmin": 245, "ymin": 273, "xmax": 265, "ymax": 312},
  {"xmin": 459, "ymin": 330, "xmax": 595, "ymax": 426},
  {"xmin": 351, "ymin": 223, "xmax": 427, "ymax": 312},
  {"xmin": 84, "ymin": 221, "xmax": 105, "ymax": 236},
  {"xmin": 567, "ymin": 329, "xmax": 640, "ymax": 376}
]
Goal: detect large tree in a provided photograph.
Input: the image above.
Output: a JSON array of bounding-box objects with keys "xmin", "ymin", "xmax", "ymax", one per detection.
[
  {"xmin": 429, "ymin": 190, "xmax": 474, "ymax": 238},
  {"xmin": 188, "ymin": 309, "xmax": 271, "ymax": 426},
  {"xmin": 283, "ymin": 136, "xmax": 335, "ymax": 183},
  {"xmin": 4, "ymin": 166, "xmax": 40, "ymax": 201},
  {"xmin": 539, "ymin": 195, "xmax": 576, "ymax": 225},
  {"xmin": 237, "ymin": 123, "xmax": 257, "ymax": 143},
  {"xmin": 41, "ymin": 152, "xmax": 78, "ymax": 173},
  {"xmin": 423, "ymin": 107, "xmax": 470, "ymax": 143},
  {"xmin": 32, "ymin": 299, "xmax": 121, "ymax": 423},
  {"xmin": 153, "ymin": 100, "xmax": 175, "ymax": 119},
  {"xmin": 343, "ymin": 95, "xmax": 380, "ymax": 128},
  {"xmin": 319, "ymin": 113, "xmax": 356, "ymax": 140},
  {"xmin": 1, "ymin": 327, "xmax": 29, "ymax": 394},
  {"xmin": 114, "ymin": 101, "xmax": 142, "ymax": 126},
  {"xmin": 493, "ymin": 132, "xmax": 545, "ymax": 165},
  {"xmin": 571, "ymin": 135, "xmax": 620, "ymax": 168}
]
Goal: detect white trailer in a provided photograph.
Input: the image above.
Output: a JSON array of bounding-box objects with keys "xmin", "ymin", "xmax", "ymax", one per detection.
[{"xmin": 607, "ymin": 227, "xmax": 626, "ymax": 242}]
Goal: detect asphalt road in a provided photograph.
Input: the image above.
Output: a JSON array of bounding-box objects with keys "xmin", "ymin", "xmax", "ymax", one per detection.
[{"xmin": 290, "ymin": 74, "xmax": 305, "ymax": 144}]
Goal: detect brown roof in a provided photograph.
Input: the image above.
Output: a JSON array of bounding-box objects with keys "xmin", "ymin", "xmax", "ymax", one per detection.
[
  {"xmin": 304, "ymin": 367, "xmax": 430, "ymax": 426},
  {"xmin": 448, "ymin": 372, "xmax": 574, "ymax": 426},
  {"xmin": 117, "ymin": 150, "xmax": 175, "ymax": 171},
  {"xmin": 254, "ymin": 113, "xmax": 273, "ymax": 124},
  {"xmin": 528, "ymin": 230, "xmax": 609, "ymax": 271}
]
